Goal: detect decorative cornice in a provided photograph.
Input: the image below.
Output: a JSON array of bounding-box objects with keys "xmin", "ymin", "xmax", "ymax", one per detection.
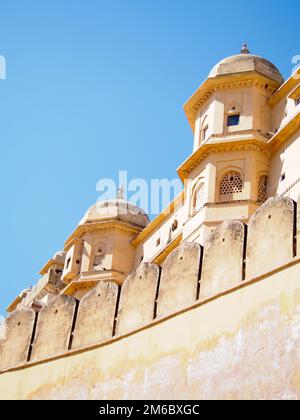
[
  {"xmin": 62, "ymin": 280, "xmax": 99, "ymax": 296},
  {"xmin": 184, "ymin": 72, "xmax": 280, "ymax": 131},
  {"xmin": 269, "ymin": 68, "xmax": 300, "ymax": 106},
  {"xmin": 209, "ymin": 129, "xmax": 269, "ymax": 141},
  {"xmin": 64, "ymin": 238, "xmax": 84, "ymax": 253},
  {"xmin": 152, "ymin": 233, "xmax": 182, "ymax": 265},
  {"xmin": 192, "ymin": 79, "xmax": 276, "ymax": 114},
  {"xmin": 131, "ymin": 191, "xmax": 185, "ymax": 247},
  {"xmin": 177, "ymin": 138, "xmax": 270, "ymax": 182},
  {"xmin": 205, "ymin": 199, "xmax": 261, "ymax": 207},
  {"xmin": 278, "ymin": 176, "xmax": 300, "ymax": 197},
  {"xmin": 289, "ymin": 84, "xmax": 300, "ymax": 100},
  {"xmin": 268, "ymin": 110, "xmax": 300, "ymax": 152},
  {"xmin": 6, "ymin": 293, "xmax": 27, "ymax": 313},
  {"xmin": 62, "ymin": 270, "xmax": 126, "ymax": 295},
  {"xmin": 64, "ymin": 219, "xmax": 144, "ymax": 250},
  {"xmin": 39, "ymin": 259, "xmax": 65, "ymax": 276}
]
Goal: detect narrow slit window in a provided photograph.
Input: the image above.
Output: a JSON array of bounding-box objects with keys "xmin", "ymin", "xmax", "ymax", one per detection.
[
  {"xmin": 202, "ymin": 125, "xmax": 209, "ymax": 142},
  {"xmin": 192, "ymin": 182, "xmax": 205, "ymax": 215}
]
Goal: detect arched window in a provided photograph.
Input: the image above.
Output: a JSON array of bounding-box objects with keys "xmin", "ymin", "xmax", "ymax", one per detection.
[
  {"xmin": 172, "ymin": 219, "xmax": 178, "ymax": 231},
  {"xmin": 219, "ymin": 171, "xmax": 243, "ymax": 202},
  {"xmin": 257, "ymin": 175, "xmax": 268, "ymax": 203},
  {"xmin": 199, "ymin": 116, "xmax": 208, "ymax": 146},
  {"xmin": 192, "ymin": 182, "xmax": 205, "ymax": 215}
]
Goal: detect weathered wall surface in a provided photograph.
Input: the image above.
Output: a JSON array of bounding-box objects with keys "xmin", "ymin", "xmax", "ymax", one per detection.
[
  {"xmin": 0, "ymin": 308, "xmax": 36, "ymax": 371},
  {"xmin": 72, "ymin": 281, "xmax": 119, "ymax": 350},
  {"xmin": 116, "ymin": 263, "xmax": 159, "ymax": 335},
  {"xmin": 30, "ymin": 295, "xmax": 77, "ymax": 362},
  {"xmin": 1, "ymin": 196, "xmax": 300, "ymax": 399},
  {"xmin": 1, "ymin": 261, "xmax": 300, "ymax": 400},
  {"xmin": 200, "ymin": 221, "xmax": 245, "ymax": 299},
  {"xmin": 156, "ymin": 242, "xmax": 202, "ymax": 318},
  {"xmin": 246, "ymin": 197, "xmax": 295, "ymax": 279}
]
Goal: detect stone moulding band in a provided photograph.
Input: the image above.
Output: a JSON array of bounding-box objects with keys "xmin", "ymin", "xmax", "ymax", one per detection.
[{"xmin": 191, "ymin": 78, "xmax": 278, "ymax": 116}]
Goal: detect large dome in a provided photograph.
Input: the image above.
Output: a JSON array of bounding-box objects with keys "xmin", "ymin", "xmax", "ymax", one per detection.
[
  {"xmin": 208, "ymin": 48, "xmax": 283, "ymax": 84},
  {"xmin": 79, "ymin": 198, "xmax": 149, "ymax": 228}
]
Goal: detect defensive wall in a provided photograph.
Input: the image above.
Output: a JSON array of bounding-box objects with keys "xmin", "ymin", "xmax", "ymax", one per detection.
[{"xmin": 1, "ymin": 196, "xmax": 300, "ymax": 399}]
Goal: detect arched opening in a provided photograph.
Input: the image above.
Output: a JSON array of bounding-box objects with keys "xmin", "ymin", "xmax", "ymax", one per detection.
[
  {"xmin": 191, "ymin": 181, "xmax": 205, "ymax": 215},
  {"xmin": 199, "ymin": 116, "xmax": 208, "ymax": 146}
]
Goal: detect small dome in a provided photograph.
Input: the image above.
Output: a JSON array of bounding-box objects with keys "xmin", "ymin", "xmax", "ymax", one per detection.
[
  {"xmin": 52, "ymin": 251, "xmax": 66, "ymax": 262},
  {"xmin": 209, "ymin": 53, "xmax": 283, "ymax": 84},
  {"xmin": 79, "ymin": 199, "xmax": 150, "ymax": 228}
]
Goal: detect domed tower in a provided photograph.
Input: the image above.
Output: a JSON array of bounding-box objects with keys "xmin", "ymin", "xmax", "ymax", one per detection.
[
  {"xmin": 6, "ymin": 192, "xmax": 149, "ymax": 311},
  {"xmin": 60, "ymin": 192, "xmax": 149, "ymax": 299},
  {"xmin": 179, "ymin": 44, "xmax": 284, "ymax": 243}
]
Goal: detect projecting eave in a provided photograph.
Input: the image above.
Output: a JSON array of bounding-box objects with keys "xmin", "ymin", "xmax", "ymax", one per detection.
[
  {"xmin": 267, "ymin": 110, "xmax": 300, "ymax": 152},
  {"xmin": 6, "ymin": 291, "xmax": 28, "ymax": 313},
  {"xmin": 64, "ymin": 219, "xmax": 145, "ymax": 250},
  {"xmin": 39, "ymin": 258, "xmax": 64, "ymax": 276},
  {"xmin": 131, "ymin": 191, "xmax": 185, "ymax": 247},
  {"xmin": 177, "ymin": 135, "xmax": 270, "ymax": 182},
  {"xmin": 269, "ymin": 68, "xmax": 300, "ymax": 106},
  {"xmin": 184, "ymin": 71, "xmax": 281, "ymax": 131},
  {"xmin": 289, "ymin": 84, "xmax": 300, "ymax": 100}
]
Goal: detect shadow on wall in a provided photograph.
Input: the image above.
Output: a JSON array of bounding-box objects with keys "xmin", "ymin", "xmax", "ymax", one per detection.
[{"xmin": 0, "ymin": 196, "xmax": 298, "ymax": 372}]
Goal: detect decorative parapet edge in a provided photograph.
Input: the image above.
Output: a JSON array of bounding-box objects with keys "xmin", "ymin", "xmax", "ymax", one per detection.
[
  {"xmin": 2, "ymin": 255, "xmax": 300, "ymax": 376},
  {"xmin": 1, "ymin": 196, "xmax": 298, "ymax": 373}
]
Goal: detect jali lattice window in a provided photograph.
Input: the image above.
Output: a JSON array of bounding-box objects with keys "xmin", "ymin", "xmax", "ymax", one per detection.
[
  {"xmin": 192, "ymin": 182, "xmax": 205, "ymax": 215},
  {"xmin": 219, "ymin": 171, "xmax": 243, "ymax": 201},
  {"xmin": 257, "ymin": 175, "xmax": 268, "ymax": 203}
]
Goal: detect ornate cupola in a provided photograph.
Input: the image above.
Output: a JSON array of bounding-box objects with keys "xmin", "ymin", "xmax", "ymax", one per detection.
[
  {"xmin": 6, "ymin": 189, "xmax": 150, "ymax": 311},
  {"xmin": 179, "ymin": 45, "xmax": 284, "ymax": 243},
  {"xmin": 60, "ymin": 191, "xmax": 149, "ymax": 298}
]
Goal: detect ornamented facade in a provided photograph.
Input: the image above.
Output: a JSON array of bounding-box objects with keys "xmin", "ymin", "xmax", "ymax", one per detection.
[
  {"xmin": 2, "ymin": 45, "xmax": 300, "ymax": 400},
  {"xmin": 7, "ymin": 44, "xmax": 300, "ymax": 311}
]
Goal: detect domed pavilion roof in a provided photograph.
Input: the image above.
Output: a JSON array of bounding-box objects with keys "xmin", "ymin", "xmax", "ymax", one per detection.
[{"xmin": 208, "ymin": 43, "xmax": 283, "ymax": 84}]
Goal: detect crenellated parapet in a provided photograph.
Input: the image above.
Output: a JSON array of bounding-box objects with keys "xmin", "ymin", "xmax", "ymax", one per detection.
[{"xmin": 1, "ymin": 196, "xmax": 299, "ymax": 373}]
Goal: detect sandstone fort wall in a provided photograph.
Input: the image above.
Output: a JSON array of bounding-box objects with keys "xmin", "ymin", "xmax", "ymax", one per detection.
[{"xmin": 1, "ymin": 196, "xmax": 300, "ymax": 399}]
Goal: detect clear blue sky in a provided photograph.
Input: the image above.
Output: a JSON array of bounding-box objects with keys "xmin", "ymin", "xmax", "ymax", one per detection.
[{"xmin": 0, "ymin": 0, "xmax": 299, "ymax": 314}]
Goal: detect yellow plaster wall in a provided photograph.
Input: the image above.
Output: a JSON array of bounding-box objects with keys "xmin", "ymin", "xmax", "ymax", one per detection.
[{"xmin": 1, "ymin": 260, "xmax": 300, "ymax": 400}]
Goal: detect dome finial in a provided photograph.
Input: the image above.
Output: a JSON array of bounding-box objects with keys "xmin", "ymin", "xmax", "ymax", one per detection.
[
  {"xmin": 241, "ymin": 42, "xmax": 250, "ymax": 54},
  {"xmin": 117, "ymin": 185, "xmax": 124, "ymax": 200}
]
